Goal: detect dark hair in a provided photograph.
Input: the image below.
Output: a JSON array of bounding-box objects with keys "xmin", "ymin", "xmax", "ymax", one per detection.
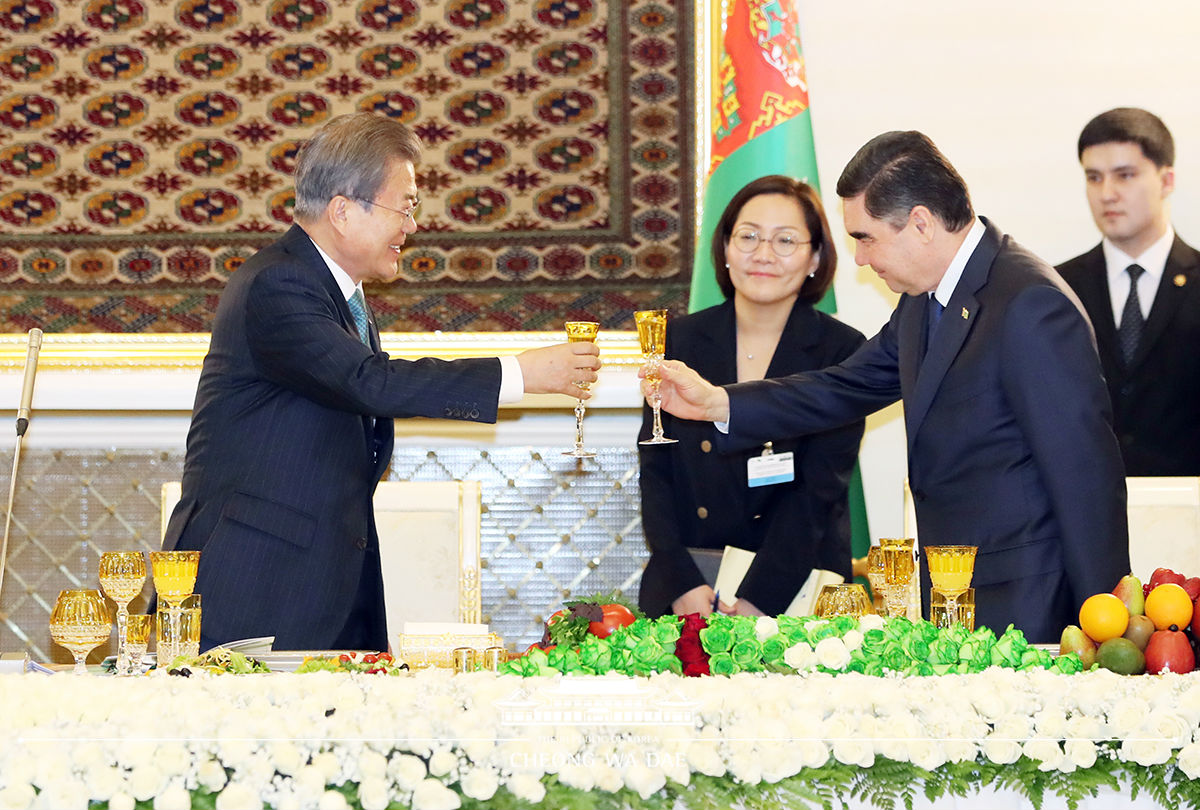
[
  {"xmin": 1077, "ymin": 107, "xmax": 1174, "ymax": 167},
  {"xmin": 710, "ymin": 175, "xmax": 837, "ymax": 304},
  {"xmin": 835, "ymin": 131, "xmax": 973, "ymax": 232},
  {"xmin": 293, "ymin": 112, "xmax": 423, "ymax": 221}
]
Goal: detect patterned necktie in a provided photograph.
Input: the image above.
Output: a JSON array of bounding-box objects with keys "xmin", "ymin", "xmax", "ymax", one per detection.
[
  {"xmin": 347, "ymin": 288, "xmax": 370, "ymax": 346},
  {"xmin": 1117, "ymin": 264, "xmax": 1146, "ymax": 365},
  {"xmin": 923, "ymin": 294, "xmax": 945, "ymax": 361}
]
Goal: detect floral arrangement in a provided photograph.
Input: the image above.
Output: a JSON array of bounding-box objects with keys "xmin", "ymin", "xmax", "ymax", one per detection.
[
  {"xmin": 4, "ymin": 667, "xmax": 1200, "ymax": 809},
  {"xmin": 503, "ymin": 613, "xmax": 1084, "ymax": 678}
]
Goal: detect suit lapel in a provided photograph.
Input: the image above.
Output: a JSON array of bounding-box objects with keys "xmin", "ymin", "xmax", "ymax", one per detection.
[
  {"xmin": 1130, "ymin": 236, "xmax": 1199, "ymax": 370},
  {"xmin": 1072, "ymin": 245, "xmax": 1121, "ymax": 370},
  {"xmin": 903, "ymin": 221, "xmax": 997, "ymax": 451}
]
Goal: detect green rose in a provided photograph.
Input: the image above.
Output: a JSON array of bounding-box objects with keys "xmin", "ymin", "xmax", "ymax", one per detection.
[
  {"xmin": 761, "ymin": 636, "xmax": 788, "ymax": 663},
  {"xmin": 731, "ymin": 638, "xmax": 763, "ymax": 671},
  {"xmin": 709, "ymin": 652, "xmax": 738, "ymax": 676},
  {"xmin": 882, "ymin": 647, "xmax": 910, "ymax": 671},
  {"xmin": 927, "ymin": 638, "xmax": 959, "ymax": 665},
  {"xmin": 652, "ymin": 617, "xmax": 682, "ymax": 645},
  {"xmin": 699, "ymin": 625, "xmax": 733, "ymax": 654}
]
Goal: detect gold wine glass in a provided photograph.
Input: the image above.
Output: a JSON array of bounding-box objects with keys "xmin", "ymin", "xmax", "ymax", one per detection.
[
  {"xmin": 865, "ymin": 546, "xmax": 887, "ymax": 615},
  {"xmin": 814, "ymin": 583, "xmax": 874, "ymax": 618},
  {"xmin": 878, "ymin": 537, "xmax": 916, "ymax": 619},
  {"xmin": 49, "ymin": 589, "xmax": 111, "ymax": 675},
  {"xmin": 99, "ymin": 550, "xmax": 146, "ymax": 676},
  {"xmin": 563, "ymin": 320, "xmax": 600, "ymax": 458},
  {"xmin": 924, "ymin": 545, "xmax": 977, "ymax": 627},
  {"xmin": 635, "ymin": 309, "xmax": 677, "ymax": 445},
  {"xmin": 124, "ymin": 613, "xmax": 152, "ymax": 674},
  {"xmin": 149, "ymin": 550, "xmax": 200, "ymax": 665}
]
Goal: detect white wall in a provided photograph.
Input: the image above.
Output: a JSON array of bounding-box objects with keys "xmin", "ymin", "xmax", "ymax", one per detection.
[{"xmin": 792, "ymin": 0, "xmax": 1200, "ymax": 536}]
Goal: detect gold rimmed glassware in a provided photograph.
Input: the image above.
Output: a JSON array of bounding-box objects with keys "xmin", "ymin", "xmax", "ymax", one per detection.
[
  {"xmin": 563, "ymin": 320, "xmax": 600, "ymax": 458},
  {"xmin": 931, "ymin": 587, "xmax": 976, "ymax": 631},
  {"xmin": 49, "ymin": 589, "xmax": 111, "ymax": 675},
  {"xmin": 924, "ymin": 545, "xmax": 977, "ymax": 628},
  {"xmin": 878, "ymin": 537, "xmax": 916, "ymax": 619},
  {"xmin": 124, "ymin": 613, "xmax": 152, "ymax": 674},
  {"xmin": 149, "ymin": 550, "xmax": 200, "ymax": 665},
  {"xmin": 635, "ymin": 309, "xmax": 677, "ymax": 445},
  {"xmin": 865, "ymin": 546, "xmax": 886, "ymax": 615},
  {"xmin": 99, "ymin": 550, "xmax": 146, "ymax": 676},
  {"xmin": 814, "ymin": 583, "xmax": 874, "ymax": 618}
]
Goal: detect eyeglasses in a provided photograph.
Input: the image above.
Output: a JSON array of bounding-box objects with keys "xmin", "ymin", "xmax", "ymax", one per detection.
[
  {"xmin": 730, "ymin": 227, "xmax": 810, "ymax": 257},
  {"xmin": 354, "ymin": 197, "xmax": 420, "ymax": 222}
]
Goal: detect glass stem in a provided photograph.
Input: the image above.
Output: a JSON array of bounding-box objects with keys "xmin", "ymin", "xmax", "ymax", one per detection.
[
  {"xmin": 115, "ymin": 604, "xmax": 129, "ymax": 676},
  {"xmin": 573, "ymin": 398, "xmax": 586, "ymax": 450},
  {"xmin": 650, "ymin": 382, "xmax": 665, "ymax": 439},
  {"xmin": 883, "ymin": 584, "xmax": 909, "ymax": 619},
  {"xmin": 72, "ymin": 652, "xmax": 88, "ymax": 675}
]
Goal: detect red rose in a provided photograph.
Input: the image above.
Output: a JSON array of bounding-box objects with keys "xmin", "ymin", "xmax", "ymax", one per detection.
[{"xmin": 675, "ymin": 612, "xmax": 710, "ymax": 676}]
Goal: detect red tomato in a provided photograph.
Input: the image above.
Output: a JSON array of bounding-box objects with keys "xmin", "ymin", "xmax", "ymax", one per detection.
[{"xmin": 588, "ymin": 604, "xmax": 636, "ymax": 638}]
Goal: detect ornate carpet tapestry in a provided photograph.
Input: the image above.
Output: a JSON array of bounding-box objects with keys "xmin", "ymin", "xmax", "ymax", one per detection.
[{"xmin": 0, "ymin": 0, "xmax": 692, "ymax": 331}]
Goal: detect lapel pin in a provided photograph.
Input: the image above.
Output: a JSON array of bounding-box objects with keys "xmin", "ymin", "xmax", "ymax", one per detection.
[
  {"xmin": 1175, "ymin": 274, "xmax": 1187, "ymax": 287},
  {"xmin": 961, "ymin": 307, "xmax": 969, "ymax": 319}
]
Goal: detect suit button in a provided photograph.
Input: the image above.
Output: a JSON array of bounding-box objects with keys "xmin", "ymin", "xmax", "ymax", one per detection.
[
  {"xmin": 700, "ymin": 440, "xmax": 712, "ymax": 453},
  {"xmin": 697, "ymin": 506, "xmax": 708, "ymax": 519},
  {"xmin": 752, "ymin": 514, "xmax": 762, "ymax": 520},
  {"xmin": 356, "ymin": 537, "xmax": 368, "ymax": 550}
]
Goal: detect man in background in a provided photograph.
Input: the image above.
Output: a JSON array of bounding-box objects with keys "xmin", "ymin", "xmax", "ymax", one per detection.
[
  {"xmin": 1057, "ymin": 107, "xmax": 1200, "ymax": 476},
  {"xmin": 164, "ymin": 112, "xmax": 599, "ymax": 652},
  {"xmin": 646, "ymin": 131, "xmax": 1129, "ymax": 642}
]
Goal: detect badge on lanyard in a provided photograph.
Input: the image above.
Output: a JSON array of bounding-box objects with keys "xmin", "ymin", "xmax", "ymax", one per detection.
[{"xmin": 747, "ymin": 442, "xmax": 794, "ymax": 488}]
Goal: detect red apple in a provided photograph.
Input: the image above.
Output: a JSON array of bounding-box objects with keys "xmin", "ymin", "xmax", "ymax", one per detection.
[
  {"xmin": 1192, "ymin": 603, "xmax": 1200, "ymax": 638},
  {"xmin": 1144, "ymin": 628, "xmax": 1196, "ymax": 674},
  {"xmin": 1150, "ymin": 567, "xmax": 1187, "ymax": 589},
  {"xmin": 1183, "ymin": 577, "xmax": 1200, "ymax": 602}
]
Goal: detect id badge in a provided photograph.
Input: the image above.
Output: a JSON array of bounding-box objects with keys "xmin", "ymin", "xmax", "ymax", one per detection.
[{"xmin": 747, "ymin": 450, "xmax": 794, "ymax": 487}]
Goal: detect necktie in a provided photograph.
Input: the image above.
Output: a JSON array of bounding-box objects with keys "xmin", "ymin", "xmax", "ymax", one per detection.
[
  {"xmin": 924, "ymin": 294, "xmax": 945, "ymax": 360},
  {"xmin": 347, "ymin": 288, "xmax": 370, "ymax": 346},
  {"xmin": 1117, "ymin": 264, "xmax": 1145, "ymax": 365}
]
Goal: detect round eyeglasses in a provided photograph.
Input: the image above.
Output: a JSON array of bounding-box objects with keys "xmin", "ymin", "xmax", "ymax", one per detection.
[
  {"xmin": 354, "ymin": 197, "xmax": 420, "ymax": 222},
  {"xmin": 730, "ymin": 227, "xmax": 810, "ymax": 257}
]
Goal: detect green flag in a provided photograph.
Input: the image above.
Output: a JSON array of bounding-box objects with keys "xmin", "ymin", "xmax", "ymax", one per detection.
[{"xmin": 691, "ymin": 0, "xmax": 870, "ymax": 562}]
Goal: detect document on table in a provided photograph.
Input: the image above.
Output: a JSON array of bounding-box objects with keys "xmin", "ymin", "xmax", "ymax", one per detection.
[{"xmin": 713, "ymin": 545, "xmax": 843, "ymax": 615}]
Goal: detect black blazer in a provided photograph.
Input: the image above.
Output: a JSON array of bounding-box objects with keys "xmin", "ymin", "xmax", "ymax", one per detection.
[
  {"xmin": 719, "ymin": 220, "xmax": 1130, "ymax": 642},
  {"xmin": 164, "ymin": 225, "xmax": 502, "ymax": 650},
  {"xmin": 1057, "ymin": 236, "xmax": 1200, "ymax": 475},
  {"xmin": 637, "ymin": 299, "xmax": 866, "ymax": 617}
]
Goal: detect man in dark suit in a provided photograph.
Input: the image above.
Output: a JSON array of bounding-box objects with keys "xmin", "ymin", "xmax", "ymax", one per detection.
[
  {"xmin": 164, "ymin": 113, "xmax": 599, "ymax": 652},
  {"xmin": 1057, "ymin": 108, "xmax": 1200, "ymax": 476},
  {"xmin": 649, "ymin": 131, "xmax": 1129, "ymax": 642}
]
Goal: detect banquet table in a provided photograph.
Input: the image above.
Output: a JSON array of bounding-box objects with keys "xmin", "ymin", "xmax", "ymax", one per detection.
[{"xmin": 1, "ymin": 667, "xmax": 1196, "ymax": 810}]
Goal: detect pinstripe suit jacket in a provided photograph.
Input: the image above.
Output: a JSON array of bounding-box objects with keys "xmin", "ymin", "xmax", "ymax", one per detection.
[{"xmin": 163, "ymin": 225, "xmax": 501, "ymax": 650}]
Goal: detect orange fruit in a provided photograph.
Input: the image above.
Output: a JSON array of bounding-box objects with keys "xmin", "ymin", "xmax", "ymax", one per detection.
[
  {"xmin": 1079, "ymin": 593, "xmax": 1130, "ymax": 642},
  {"xmin": 1144, "ymin": 583, "xmax": 1195, "ymax": 631}
]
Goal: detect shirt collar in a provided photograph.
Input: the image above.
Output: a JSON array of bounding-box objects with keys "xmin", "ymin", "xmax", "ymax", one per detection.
[
  {"xmin": 308, "ymin": 235, "xmax": 362, "ymax": 302},
  {"xmin": 1102, "ymin": 226, "xmax": 1174, "ymax": 288},
  {"xmin": 931, "ymin": 218, "xmax": 986, "ymax": 306}
]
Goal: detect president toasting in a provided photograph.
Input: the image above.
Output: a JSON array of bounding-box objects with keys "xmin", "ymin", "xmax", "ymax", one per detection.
[{"xmin": 163, "ymin": 113, "xmax": 599, "ymax": 652}]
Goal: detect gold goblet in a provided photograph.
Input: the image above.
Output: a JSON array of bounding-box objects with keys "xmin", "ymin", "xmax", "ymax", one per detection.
[
  {"xmin": 635, "ymin": 309, "xmax": 677, "ymax": 445},
  {"xmin": 124, "ymin": 614, "xmax": 152, "ymax": 674},
  {"xmin": 814, "ymin": 583, "xmax": 874, "ymax": 618},
  {"xmin": 149, "ymin": 550, "xmax": 200, "ymax": 665},
  {"xmin": 563, "ymin": 320, "xmax": 600, "ymax": 458},
  {"xmin": 878, "ymin": 537, "xmax": 916, "ymax": 619},
  {"xmin": 931, "ymin": 587, "xmax": 976, "ymax": 631},
  {"xmin": 49, "ymin": 589, "xmax": 111, "ymax": 675},
  {"xmin": 99, "ymin": 550, "xmax": 146, "ymax": 676},
  {"xmin": 924, "ymin": 545, "xmax": 977, "ymax": 628},
  {"xmin": 865, "ymin": 546, "xmax": 887, "ymax": 614}
]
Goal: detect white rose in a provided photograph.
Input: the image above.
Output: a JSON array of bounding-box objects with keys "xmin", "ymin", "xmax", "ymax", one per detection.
[
  {"xmin": 908, "ymin": 741, "xmax": 947, "ymax": 772},
  {"xmin": 152, "ymin": 783, "xmax": 191, "ymax": 810},
  {"xmin": 505, "ymin": 773, "xmax": 546, "ymax": 804},
  {"xmin": 991, "ymin": 715, "xmax": 1033, "ymax": 742},
  {"xmin": 388, "ymin": 754, "xmax": 428, "ymax": 791},
  {"xmin": 981, "ymin": 739, "xmax": 1022, "ymax": 765},
  {"xmin": 624, "ymin": 763, "xmax": 666, "ymax": 800},
  {"xmin": 1144, "ymin": 712, "xmax": 1192, "ymax": 747},
  {"xmin": 557, "ymin": 763, "xmax": 595, "ymax": 792},
  {"xmin": 82, "ymin": 765, "xmax": 121, "ymax": 801},
  {"xmin": 311, "ymin": 751, "xmax": 341, "ymax": 782},
  {"xmin": 316, "ymin": 790, "xmax": 350, "ymax": 810},
  {"xmin": 216, "ymin": 783, "xmax": 262, "ymax": 810},
  {"xmin": 427, "ymin": 749, "xmax": 458, "ymax": 778},
  {"xmin": 106, "ymin": 795, "xmax": 134, "ymax": 810},
  {"xmin": 797, "ymin": 740, "xmax": 830, "ymax": 769},
  {"xmin": 833, "ymin": 738, "xmax": 874, "ymax": 769},
  {"xmin": 1023, "ymin": 739, "xmax": 1064, "ymax": 772},
  {"xmin": 857, "ymin": 614, "xmax": 885, "ymax": 632},
  {"xmin": 357, "ymin": 778, "xmax": 390, "ymax": 810},
  {"xmin": 783, "ymin": 642, "xmax": 817, "ymax": 672},
  {"xmin": 1065, "ymin": 714, "xmax": 1103, "ymax": 741},
  {"xmin": 127, "ymin": 765, "xmax": 166, "ymax": 802},
  {"xmin": 841, "ymin": 629, "xmax": 864, "ymax": 652},
  {"xmin": 814, "ymin": 637, "xmax": 851, "ymax": 671},
  {"xmin": 460, "ymin": 766, "xmax": 500, "ymax": 800},
  {"xmin": 754, "ymin": 617, "xmax": 780, "ymax": 642},
  {"xmin": 1032, "ymin": 708, "xmax": 1068, "ymax": 739},
  {"xmin": 270, "ymin": 743, "xmax": 306, "ymax": 777},
  {"xmin": 1064, "ymin": 739, "xmax": 1097, "ymax": 770},
  {"xmin": 685, "ymin": 742, "xmax": 725, "ymax": 777},
  {"xmin": 34, "ymin": 779, "xmax": 87, "ymax": 810},
  {"xmin": 971, "ymin": 690, "xmax": 1012, "ymax": 725},
  {"xmin": 0, "ymin": 784, "xmax": 35, "ymax": 810},
  {"xmin": 1176, "ymin": 742, "xmax": 1200, "ymax": 779},
  {"xmin": 290, "ymin": 766, "xmax": 326, "ymax": 803},
  {"xmin": 1121, "ymin": 738, "xmax": 1172, "ymax": 767},
  {"xmin": 196, "ymin": 759, "xmax": 228, "ymax": 793},
  {"xmin": 1107, "ymin": 696, "xmax": 1151, "ymax": 737},
  {"xmin": 726, "ymin": 752, "xmax": 762, "ymax": 785}
]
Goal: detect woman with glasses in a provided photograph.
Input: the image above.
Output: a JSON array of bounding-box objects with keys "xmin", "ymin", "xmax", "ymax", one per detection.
[{"xmin": 637, "ymin": 175, "xmax": 866, "ymax": 618}]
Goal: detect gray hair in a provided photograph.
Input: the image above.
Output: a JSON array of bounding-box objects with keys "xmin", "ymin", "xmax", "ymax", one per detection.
[{"xmin": 292, "ymin": 113, "xmax": 422, "ymax": 222}]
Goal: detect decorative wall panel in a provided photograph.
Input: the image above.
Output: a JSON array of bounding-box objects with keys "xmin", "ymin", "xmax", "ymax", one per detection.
[
  {"xmin": 0, "ymin": 0, "xmax": 693, "ymax": 331},
  {"xmin": 0, "ymin": 446, "xmax": 647, "ymax": 664}
]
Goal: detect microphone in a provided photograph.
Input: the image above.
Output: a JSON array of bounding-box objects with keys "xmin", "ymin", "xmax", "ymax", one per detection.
[{"xmin": 15, "ymin": 328, "xmax": 42, "ymax": 437}]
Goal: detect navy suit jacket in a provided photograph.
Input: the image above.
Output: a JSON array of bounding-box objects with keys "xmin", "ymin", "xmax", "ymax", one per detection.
[
  {"xmin": 163, "ymin": 225, "xmax": 501, "ymax": 650},
  {"xmin": 719, "ymin": 219, "xmax": 1130, "ymax": 642},
  {"xmin": 1057, "ymin": 236, "xmax": 1200, "ymax": 475},
  {"xmin": 637, "ymin": 299, "xmax": 865, "ymax": 617}
]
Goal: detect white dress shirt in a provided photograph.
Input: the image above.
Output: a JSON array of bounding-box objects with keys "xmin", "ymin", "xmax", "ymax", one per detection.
[{"xmin": 1102, "ymin": 226, "xmax": 1174, "ymax": 324}]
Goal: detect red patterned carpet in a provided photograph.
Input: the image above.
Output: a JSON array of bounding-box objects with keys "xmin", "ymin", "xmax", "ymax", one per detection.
[{"xmin": 0, "ymin": 0, "xmax": 692, "ymax": 331}]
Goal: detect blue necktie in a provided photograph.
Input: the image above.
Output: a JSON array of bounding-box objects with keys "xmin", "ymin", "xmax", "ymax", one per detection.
[
  {"xmin": 924, "ymin": 294, "xmax": 945, "ymax": 360},
  {"xmin": 347, "ymin": 288, "xmax": 370, "ymax": 346},
  {"xmin": 1117, "ymin": 264, "xmax": 1145, "ymax": 365}
]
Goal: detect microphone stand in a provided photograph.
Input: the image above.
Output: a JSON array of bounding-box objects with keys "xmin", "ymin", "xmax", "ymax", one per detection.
[{"xmin": 0, "ymin": 329, "xmax": 43, "ymax": 600}]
